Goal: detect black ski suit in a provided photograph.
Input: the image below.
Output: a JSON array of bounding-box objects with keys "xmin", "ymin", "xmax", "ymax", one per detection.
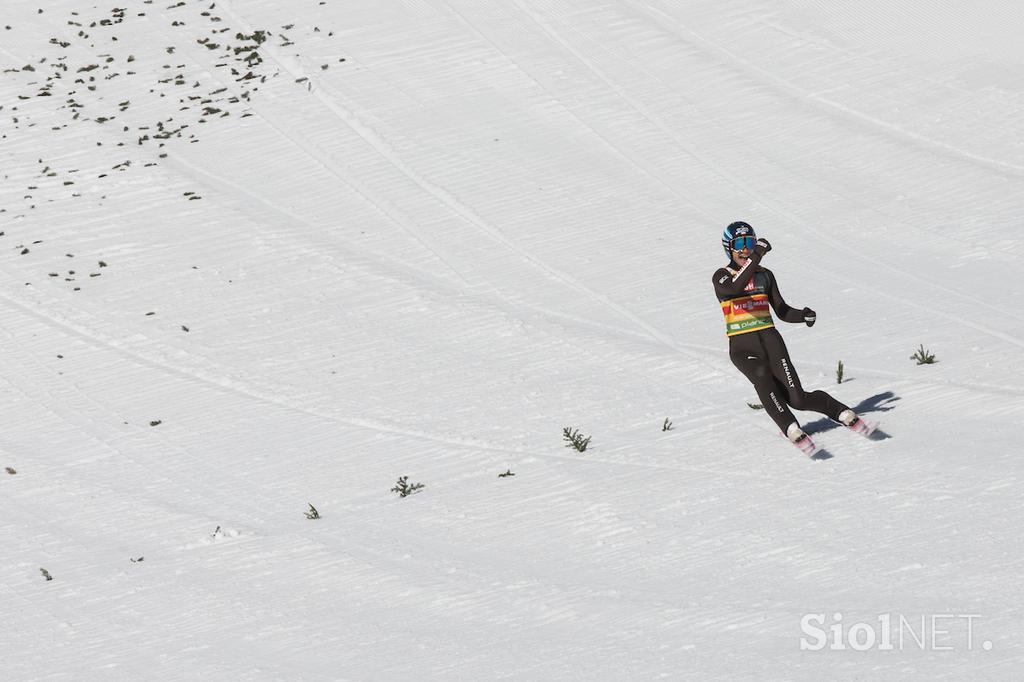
[{"xmin": 712, "ymin": 250, "xmax": 849, "ymax": 434}]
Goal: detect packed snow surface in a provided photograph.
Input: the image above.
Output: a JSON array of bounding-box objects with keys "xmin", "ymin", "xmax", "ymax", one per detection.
[{"xmin": 2, "ymin": 0, "xmax": 1023, "ymax": 679}]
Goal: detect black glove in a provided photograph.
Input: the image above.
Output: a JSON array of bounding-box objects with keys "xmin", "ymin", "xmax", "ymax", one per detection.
[
  {"xmin": 754, "ymin": 237, "xmax": 772, "ymax": 255},
  {"xmin": 802, "ymin": 307, "xmax": 816, "ymax": 327}
]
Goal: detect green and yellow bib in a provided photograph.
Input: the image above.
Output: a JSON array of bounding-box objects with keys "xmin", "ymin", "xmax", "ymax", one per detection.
[{"xmin": 720, "ymin": 268, "xmax": 775, "ymax": 337}]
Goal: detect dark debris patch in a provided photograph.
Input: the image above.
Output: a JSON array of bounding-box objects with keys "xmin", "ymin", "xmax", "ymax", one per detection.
[{"xmin": 7, "ymin": 2, "xmax": 346, "ymax": 283}]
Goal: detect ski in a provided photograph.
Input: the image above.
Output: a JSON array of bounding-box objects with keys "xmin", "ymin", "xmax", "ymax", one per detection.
[
  {"xmin": 846, "ymin": 416, "xmax": 889, "ymax": 441},
  {"xmin": 788, "ymin": 431, "xmax": 823, "ymax": 458}
]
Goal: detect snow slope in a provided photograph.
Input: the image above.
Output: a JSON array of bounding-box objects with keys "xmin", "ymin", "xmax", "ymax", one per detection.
[{"xmin": 2, "ymin": 0, "xmax": 1023, "ymax": 678}]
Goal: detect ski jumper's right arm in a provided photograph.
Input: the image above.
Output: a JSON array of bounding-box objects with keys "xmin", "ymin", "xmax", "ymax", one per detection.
[{"xmin": 711, "ymin": 247, "xmax": 766, "ymax": 299}]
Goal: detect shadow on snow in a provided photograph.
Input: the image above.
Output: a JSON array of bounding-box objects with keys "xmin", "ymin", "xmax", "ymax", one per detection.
[{"xmin": 802, "ymin": 391, "xmax": 900, "ymax": 439}]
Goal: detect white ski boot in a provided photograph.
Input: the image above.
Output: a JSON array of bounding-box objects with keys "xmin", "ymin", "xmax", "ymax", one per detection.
[
  {"xmin": 839, "ymin": 409, "xmax": 878, "ymax": 438},
  {"xmin": 786, "ymin": 421, "xmax": 820, "ymax": 458}
]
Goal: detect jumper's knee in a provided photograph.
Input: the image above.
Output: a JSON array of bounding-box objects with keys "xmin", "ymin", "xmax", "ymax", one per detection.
[{"xmin": 788, "ymin": 391, "xmax": 811, "ymax": 410}]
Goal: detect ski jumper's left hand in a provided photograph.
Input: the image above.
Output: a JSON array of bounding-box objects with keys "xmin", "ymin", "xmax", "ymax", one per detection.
[{"xmin": 802, "ymin": 307, "xmax": 816, "ymax": 327}]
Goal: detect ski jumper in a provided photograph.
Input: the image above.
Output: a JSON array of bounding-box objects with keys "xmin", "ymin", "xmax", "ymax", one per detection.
[{"xmin": 712, "ymin": 252, "xmax": 849, "ymax": 433}]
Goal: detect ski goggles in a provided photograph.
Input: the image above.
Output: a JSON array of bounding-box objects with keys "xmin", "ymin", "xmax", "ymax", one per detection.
[{"xmin": 730, "ymin": 236, "xmax": 757, "ymax": 251}]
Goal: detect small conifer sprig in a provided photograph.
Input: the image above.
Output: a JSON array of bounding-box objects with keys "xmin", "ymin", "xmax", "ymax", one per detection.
[
  {"xmin": 391, "ymin": 476, "xmax": 425, "ymax": 498},
  {"xmin": 910, "ymin": 344, "xmax": 937, "ymax": 365},
  {"xmin": 562, "ymin": 427, "xmax": 591, "ymax": 452}
]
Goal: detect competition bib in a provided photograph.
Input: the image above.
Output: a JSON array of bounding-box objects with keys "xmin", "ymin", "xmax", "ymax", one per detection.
[{"xmin": 720, "ymin": 270, "xmax": 775, "ymax": 336}]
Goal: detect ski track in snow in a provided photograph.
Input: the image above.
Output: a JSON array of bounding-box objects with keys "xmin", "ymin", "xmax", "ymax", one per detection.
[
  {"xmin": 217, "ymin": 0, "xmax": 687, "ymax": 344},
  {"xmin": 636, "ymin": 2, "xmax": 1024, "ymax": 177},
  {"xmin": 3, "ymin": 0, "xmax": 1024, "ymax": 679}
]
